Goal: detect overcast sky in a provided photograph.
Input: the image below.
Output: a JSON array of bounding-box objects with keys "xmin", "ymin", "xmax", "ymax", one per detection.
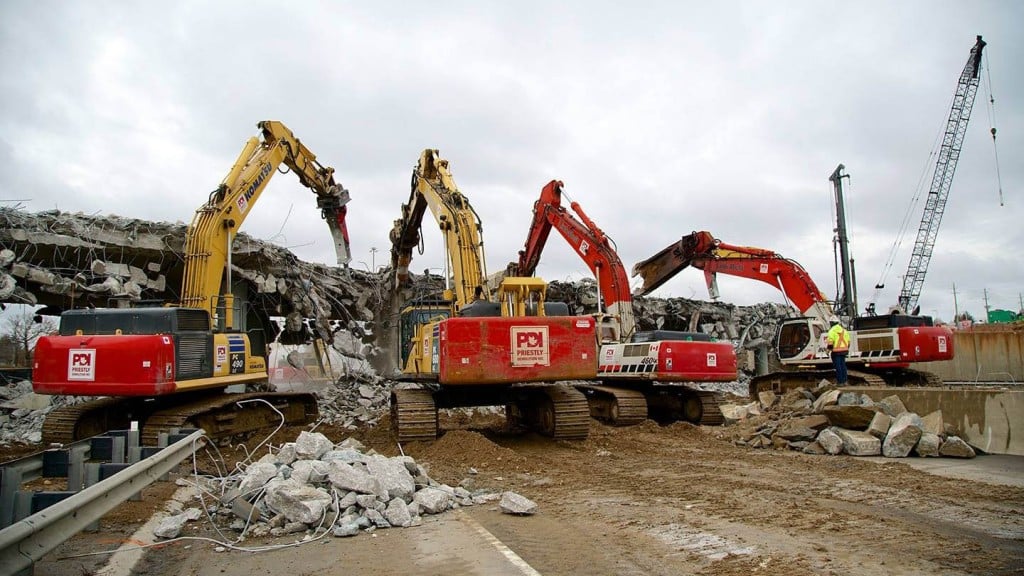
[{"xmin": 1, "ymin": 1, "xmax": 1020, "ymax": 322}]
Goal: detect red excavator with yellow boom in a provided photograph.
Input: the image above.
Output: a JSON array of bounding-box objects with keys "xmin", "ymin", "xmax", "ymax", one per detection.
[
  {"xmin": 32, "ymin": 121, "xmax": 351, "ymax": 443},
  {"xmin": 508, "ymin": 180, "xmax": 737, "ymax": 425},
  {"xmin": 388, "ymin": 151, "xmax": 597, "ymax": 442},
  {"xmin": 633, "ymin": 231, "xmax": 954, "ymax": 396}
]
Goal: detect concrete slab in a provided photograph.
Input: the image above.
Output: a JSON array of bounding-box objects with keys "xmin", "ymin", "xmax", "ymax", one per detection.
[
  {"xmin": 848, "ymin": 386, "xmax": 1024, "ymax": 456},
  {"xmin": 863, "ymin": 454, "xmax": 1024, "ymax": 488}
]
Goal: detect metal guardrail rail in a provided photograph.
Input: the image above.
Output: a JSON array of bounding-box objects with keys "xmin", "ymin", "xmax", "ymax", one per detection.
[{"xmin": 0, "ymin": 429, "xmax": 205, "ymax": 576}]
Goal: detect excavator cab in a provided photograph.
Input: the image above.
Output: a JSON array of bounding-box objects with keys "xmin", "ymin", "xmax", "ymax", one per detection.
[{"xmin": 776, "ymin": 317, "xmax": 827, "ymax": 362}]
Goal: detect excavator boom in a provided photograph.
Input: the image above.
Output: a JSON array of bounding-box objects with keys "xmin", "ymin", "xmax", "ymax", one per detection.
[
  {"xmin": 513, "ymin": 180, "xmax": 635, "ymax": 340},
  {"xmin": 389, "ymin": 149, "xmax": 489, "ymax": 310},
  {"xmin": 635, "ymin": 231, "xmax": 833, "ymax": 323},
  {"xmin": 184, "ymin": 120, "xmax": 351, "ymax": 329}
]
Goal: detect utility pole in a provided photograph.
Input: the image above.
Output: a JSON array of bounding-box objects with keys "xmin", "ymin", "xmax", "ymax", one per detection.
[
  {"xmin": 830, "ymin": 164, "xmax": 857, "ymax": 319},
  {"xmin": 952, "ymin": 282, "xmax": 960, "ymax": 320},
  {"xmin": 983, "ymin": 288, "xmax": 991, "ymax": 318}
]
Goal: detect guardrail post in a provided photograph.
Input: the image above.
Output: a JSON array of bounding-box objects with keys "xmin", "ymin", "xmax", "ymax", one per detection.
[{"xmin": 0, "ymin": 467, "xmax": 22, "ymax": 528}]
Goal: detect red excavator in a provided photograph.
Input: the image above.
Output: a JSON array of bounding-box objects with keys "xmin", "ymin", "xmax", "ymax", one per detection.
[
  {"xmin": 633, "ymin": 231, "xmax": 954, "ymax": 396},
  {"xmin": 508, "ymin": 181, "xmax": 738, "ymax": 425}
]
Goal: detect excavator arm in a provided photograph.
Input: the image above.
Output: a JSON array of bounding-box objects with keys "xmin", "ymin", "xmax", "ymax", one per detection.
[
  {"xmin": 389, "ymin": 149, "xmax": 489, "ymax": 311},
  {"xmin": 512, "ymin": 180, "xmax": 636, "ymax": 340},
  {"xmin": 182, "ymin": 120, "xmax": 351, "ymax": 329},
  {"xmin": 634, "ymin": 231, "xmax": 833, "ymax": 322}
]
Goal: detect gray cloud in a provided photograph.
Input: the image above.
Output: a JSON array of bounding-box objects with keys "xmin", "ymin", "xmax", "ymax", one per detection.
[{"xmin": 1, "ymin": 0, "xmax": 1020, "ymax": 321}]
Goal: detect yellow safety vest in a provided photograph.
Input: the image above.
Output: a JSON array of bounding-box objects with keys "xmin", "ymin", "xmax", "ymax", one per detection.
[{"xmin": 827, "ymin": 324, "xmax": 850, "ymax": 352}]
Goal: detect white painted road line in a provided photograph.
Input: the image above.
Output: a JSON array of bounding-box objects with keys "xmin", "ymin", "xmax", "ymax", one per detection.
[{"xmin": 457, "ymin": 510, "xmax": 544, "ymax": 576}]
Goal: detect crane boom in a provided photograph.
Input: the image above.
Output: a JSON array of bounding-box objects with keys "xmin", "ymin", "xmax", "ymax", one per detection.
[{"xmin": 898, "ymin": 36, "xmax": 985, "ymax": 313}]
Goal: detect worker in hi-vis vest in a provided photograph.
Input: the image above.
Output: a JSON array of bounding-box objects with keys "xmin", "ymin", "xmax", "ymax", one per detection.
[{"xmin": 826, "ymin": 317, "xmax": 850, "ymax": 386}]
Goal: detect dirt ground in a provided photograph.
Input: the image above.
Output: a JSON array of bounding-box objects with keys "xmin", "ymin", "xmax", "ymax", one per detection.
[{"xmin": 18, "ymin": 411, "xmax": 1024, "ymax": 576}]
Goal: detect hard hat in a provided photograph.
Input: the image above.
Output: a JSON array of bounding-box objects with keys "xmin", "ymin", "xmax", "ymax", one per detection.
[{"xmin": 828, "ymin": 316, "xmax": 840, "ymax": 325}]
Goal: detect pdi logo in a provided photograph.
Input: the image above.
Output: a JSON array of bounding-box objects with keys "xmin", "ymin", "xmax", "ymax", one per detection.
[
  {"xmin": 511, "ymin": 326, "xmax": 550, "ymax": 367},
  {"xmin": 68, "ymin": 349, "xmax": 97, "ymax": 381}
]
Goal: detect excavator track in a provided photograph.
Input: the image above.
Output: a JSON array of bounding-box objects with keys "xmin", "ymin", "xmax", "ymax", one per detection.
[
  {"xmin": 42, "ymin": 392, "xmax": 319, "ymax": 446},
  {"xmin": 141, "ymin": 392, "xmax": 319, "ymax": 445},
  {"xmin": 689, "ymin": 391, "xmax": 726, "ymax": 426},
  {"xmin": 391, "ymin": 388, "xmax": 439, "ymax": 444},
  {"xmin": 645, "ymin": 387, "xmax": 727, "ymax": 426},
  {"xmin": 507, "ymin": 386, "xmax": 590, "ymax": 441},
  {"xmin": 749, "ymin": 369, "xmax": 887, "ymax": 398},
  {"xmin": 41, "ymin": 397, "xmax": 139, "ymax": 445},
  {"xmin": 576, "ymin": 385, "xmax": 648, "ymax": 426}
]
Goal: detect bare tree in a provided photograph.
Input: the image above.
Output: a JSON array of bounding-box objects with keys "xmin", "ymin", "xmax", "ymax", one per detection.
[{"xmin": 1, "ymin": 308, "xmax": 58, "ymax": 367}]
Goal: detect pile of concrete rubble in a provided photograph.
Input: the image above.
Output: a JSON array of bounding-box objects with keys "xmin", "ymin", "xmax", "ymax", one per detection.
[
  {"xmin": 153, "ymin": 430, "xmax": 536, "ymax": 540},
  {"xmin": 717, "ymin": 382, "xmax": 977, "ymax": 458}
]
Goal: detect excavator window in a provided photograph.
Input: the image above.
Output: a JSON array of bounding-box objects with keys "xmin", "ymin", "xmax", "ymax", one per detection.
[{"xmin": 777, "ymin": 321, "xmax": 811, "ymax": 359}]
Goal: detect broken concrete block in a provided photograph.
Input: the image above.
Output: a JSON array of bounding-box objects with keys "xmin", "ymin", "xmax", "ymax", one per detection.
[
  {"xmin": 365, "ymin": 455, "xmax": 416, "ymax": 502},
  {"xmin": 774, "ymin": 424, "xmax": 818, "ymax": 442},
  {"xmin": 264, "ymin": 479, "xmax": 332, "ymax": 524},
  {"xmin": 915, "ymin": 432, "xmax": 942, "ymax": 457},
  {"xmin": 812, "ymin": 389, "xmax": 841, "ymax": 412},
  {"xmin": 835, "ymin": 429, "xmax": 881, "ymax": 456},
  {"xmin": 719, "ymin": 403, "xmax": 749, "ymax": 424},
  {"xmin": 294, "ymin": 431, "xmax": 333, "ymax": 459},
  {"xmin": 384, "ymin": 497, "xmax": 413, "ymax": 527},
  {"xmin": 499, "ymin": 491, "xmax": 538, "ymax": 515},
  {"xmin": 920, "ymin": 410, "xmax": 944, "ymax": 436},
  {"xmin": 327, "ymin": 461, "xmax": 381, "ymax": 495},
  {"xmin": 147, "ymin": 274, "xmax": 166, "ymax": 291},
  {"xmin": 153, "ymin": 512, "xmax": 191, "ymax": 539},
  {"xmin": 878, "ymin": 395, "xmax": 908, "ymax": 417},
  {"xmin": 0, "ymin": 248, "xmax": 14, "ymax": 267},
  {"xmin": 238, "ymin": 462, "xmax": 278, "ymax": 498},
  {"xmin": 414, "ymin": 487, "xmax": 452, "ymax": 515},
  {"xmin": 817, "ymin": 428, "xmax": 844, "ymax": 455},
  {"xmin": 866, "ymin": 412, "xmax": 892, "ymax": 440},
  {"xmin": 939, "ymin": 436, "xmax": 976, "ymax": 458},
  {"xmin": 758, "ymin": 390, "xmax": 777, "ymax": 409},
  {"xmin": 802, "ymin": 441, "xmax": 827, "ymax": 455},
  {"xmin": 823, "ymin": 405, "xmax": 877, "ymax": 430},
  {"xmin": 882, "ymin": 412, "xmax": 923, "ymax": 458}
]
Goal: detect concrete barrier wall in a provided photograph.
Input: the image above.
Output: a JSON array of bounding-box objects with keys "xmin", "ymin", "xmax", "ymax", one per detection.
[
  {"xmin": 850, "ymin": 387, "xmax": 1024, "ymax": 456},
  {"xmin": 916, "ymin": 331, "xmax": 1023, "ymax": 383}
]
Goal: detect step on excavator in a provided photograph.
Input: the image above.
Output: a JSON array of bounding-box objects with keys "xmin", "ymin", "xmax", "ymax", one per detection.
[
  {"xmin": 633, "ymin": 230, "xmax": 954, "ymax": 397},
  {"xmin": 388, "ymin": 151, "xmax": 597, "ymax": 443},
  {"xmin": 32, "ymin": 121, "xmax": 352, "ymax": 444},
  {"xmin": 507, "ymin": 180, "xmax": 738, "ymax": 426}
]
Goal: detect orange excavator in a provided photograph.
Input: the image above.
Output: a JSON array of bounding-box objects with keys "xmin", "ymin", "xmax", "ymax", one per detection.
[
  {"xmin": 633, "ymin": 231, "xmax": 954, "ymax": 396},
  {"xmin": 508, "ymin": 181, "xmax": 738, "ymax": 425}
]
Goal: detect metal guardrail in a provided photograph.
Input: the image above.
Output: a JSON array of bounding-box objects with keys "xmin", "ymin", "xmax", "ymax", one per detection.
[{"xmin": 0, "ymin": 429, "xmax": 205, "ymax": 576}]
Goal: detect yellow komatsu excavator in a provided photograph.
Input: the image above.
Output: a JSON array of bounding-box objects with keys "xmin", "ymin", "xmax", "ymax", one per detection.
[{"xmin": 33, "ymin": 121, "xmax": 352, "ymax": 444}]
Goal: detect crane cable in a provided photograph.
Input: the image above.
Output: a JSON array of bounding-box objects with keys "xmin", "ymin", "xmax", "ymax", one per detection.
[
  {"xmin": 984, "ymin": 50, "xmax": 1005, "ymax": 207},
  {"xmin": 867, "ymin": 102, "xmax": 950, "ymax": 310}
]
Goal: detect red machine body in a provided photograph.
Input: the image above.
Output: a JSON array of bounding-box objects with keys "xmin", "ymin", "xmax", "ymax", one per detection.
[{"xmin": 435, "ymin": 316, "xmax": 597, "ymax": 385}]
